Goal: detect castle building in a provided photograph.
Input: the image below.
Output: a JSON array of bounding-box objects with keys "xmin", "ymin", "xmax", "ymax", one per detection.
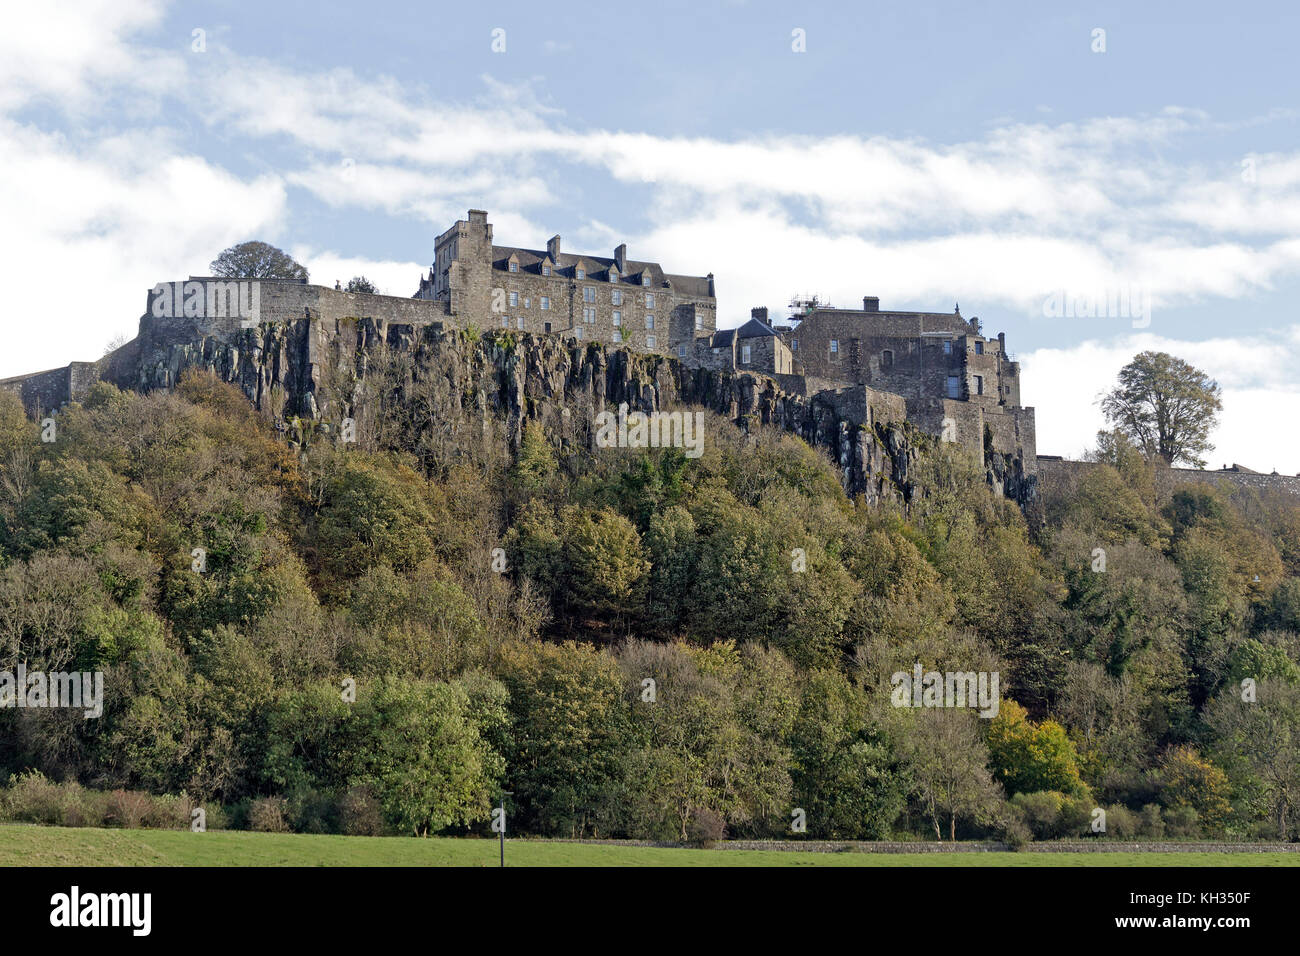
[
  {"xmin": 765, "ymin": 295, "xmax": 1036, "ymax": 472},
  {"xmin": 415, "ymin": 209, "xmax": 717, "ymax": 356}
]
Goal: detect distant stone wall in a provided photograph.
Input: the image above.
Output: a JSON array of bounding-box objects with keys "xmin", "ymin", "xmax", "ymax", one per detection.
[
  {"xmin": 143, "ymin": 278, "xmax": 449, "ymax": 340},
  {"xmin": 1037, "ymin": 456, "xmax": 1300, "ymax": 500},
  {"xmin": 1167, "ymin": 467, "xmax": 1300, "ymax": 497}
]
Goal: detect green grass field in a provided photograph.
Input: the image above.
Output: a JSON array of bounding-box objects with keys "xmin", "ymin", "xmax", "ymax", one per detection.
[{"xmin": 1, "ymin": 824, "xmax": 1296, "ymax": 866}]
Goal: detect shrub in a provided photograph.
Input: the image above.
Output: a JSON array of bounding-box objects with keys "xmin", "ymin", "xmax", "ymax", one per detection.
[
  {"xmin": 194, "ymin": 802, "xmax": 228, "ymax": 832},
  {"xmin": 3, "ymin": 771, "xmax": 65, "ymax": 825},
  {"xmin": 1138, "ymin": 803, "xmax": 1166, "ymax": 839},
  {"xmin": 142, "ymin": 793, "xmax": 194, "ymax": 829},
  {"xmin": 685, "ymin": 807, "xmax": 727, "ymax": 847},
  {"xmin": 1102, "ymin": 803, "xmax": 1140, "ymax": 839},
  {"xmin": 338, "ymin": 786, "xmax": 384, "ymax": 837},
  {"xmin": 105, "ymin": 789, "xmax": 152, "ymax": 829},
  {"xmin": 59, "ymin": 784, "xmax": 109, "ymax": 828},
  {"xmin": 1164, "ymin": 805, "xmax": 1201, "ymax": 839},
  {"xmin": 248, "ymin": 796, "xmax": 291, "ymax": 833},
  {"xmin": 1011, "ymin": 790, "xmax": 1066, "ymax": 840},
  {"xmin": 288, "ymin": 789, "xmax": 337, "ymax": 834}
]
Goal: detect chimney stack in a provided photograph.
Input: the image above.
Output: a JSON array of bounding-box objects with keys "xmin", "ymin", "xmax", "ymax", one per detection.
[
  {"xmin": 863, "ymin": 296, "xmax": 880, "ymax": 312},
  {"xmin": 751, "ymin": 306, "xmax": 769, "ymax": 323},
  {"xmin": 614, "ymin": 243, "xmax": 627, "ymax": 274},
  {"xmin": 547, "ymin": 235, "xmax": 561, "ymax": 261}
]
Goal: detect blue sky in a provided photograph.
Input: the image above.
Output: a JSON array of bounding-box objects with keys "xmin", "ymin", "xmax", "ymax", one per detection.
[{"xmin": 2, "ymin": 1, "xmax": 1298, "ymax": 470}]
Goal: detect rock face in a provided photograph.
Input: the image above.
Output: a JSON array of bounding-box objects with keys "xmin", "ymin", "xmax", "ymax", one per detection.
[{"xmin": 33, "ymin": 315, "xmax": 1035, "ymax": 509}]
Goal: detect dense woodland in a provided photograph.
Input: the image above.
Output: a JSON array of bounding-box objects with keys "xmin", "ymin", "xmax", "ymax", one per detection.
[{"xmin": 0, "ymin": 367, "xmax": 1297, "ymax": 843}]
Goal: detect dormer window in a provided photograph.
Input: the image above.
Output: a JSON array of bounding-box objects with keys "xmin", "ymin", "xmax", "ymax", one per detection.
[
  {"xmin": 576, "ymin": 268, "xmax": 585, "ymax": 280},
  {"xmin": 508, "ymin": 260, "xmax": 518, "ymax": 273},
  {"xmin": 641, "ymin": 274, "xmax": 651, "ymax": 286},
  {"xmin": 542, "ymin": 264, "xmax": 551, "ymax": 276},
  {"xmin": 608, "ymin": 270, "xmax": 617, "ymax": 282}
]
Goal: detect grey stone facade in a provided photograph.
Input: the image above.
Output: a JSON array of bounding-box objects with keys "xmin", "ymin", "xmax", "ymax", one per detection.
[
  {"xmin": 770, "ymin": 296, "xmax": 1035, "ymax": 474},
  {"xmin": 414, "ymin": 209, "xmax": 717, "ymax": 357}
]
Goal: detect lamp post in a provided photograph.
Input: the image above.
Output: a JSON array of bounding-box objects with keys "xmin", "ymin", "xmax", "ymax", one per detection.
[{"xmin": 495, "ymin": 791, "xmax": 513, "ymax": 868}]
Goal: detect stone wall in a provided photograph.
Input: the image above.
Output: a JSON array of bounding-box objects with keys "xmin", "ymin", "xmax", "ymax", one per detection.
[{"xmin": 1037, "ymin": 456, "xmax": 1300, "ymax": 500}]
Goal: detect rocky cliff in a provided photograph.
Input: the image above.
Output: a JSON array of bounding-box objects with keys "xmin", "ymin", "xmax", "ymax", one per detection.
[
  {"xmin": 93, "ymin": 316, "xmax": 945, "ymax": 506},
  {"xmin": 1, "ymin": 315, "xmax": 1047, "ymax": 509}
]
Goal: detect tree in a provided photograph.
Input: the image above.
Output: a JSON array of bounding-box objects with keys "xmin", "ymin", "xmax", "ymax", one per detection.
[
  {"xmin": 1099, "ymin": 351, "xmax": 1222, "ymax": 467},
  {"xmin": 896, "ymin": 708, "xmax": 1004, "ymax": 841},
  {"xmin": 986, "ymin": 700, "xmax": 1088, "ymax": 797},
  {"xmin": 1205, "ymin": 681, "xmax": 1300, "ymax": 840},
  {"xmin": 210, "ymin": 241, "xmax": 309, "ymax": 280},
  {"xmin": 345, "ymin": 276, "xmax": 376, "ymax": 294},
  {"xmin": 1157, "ymin": 745, "xmax": 1231, "ymax": 830}
]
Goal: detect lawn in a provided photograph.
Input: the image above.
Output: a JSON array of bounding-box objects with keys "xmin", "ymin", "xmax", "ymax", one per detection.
[{"xmin": 1, "ymin": 824, "xmax": 1296, "ymax": 866}]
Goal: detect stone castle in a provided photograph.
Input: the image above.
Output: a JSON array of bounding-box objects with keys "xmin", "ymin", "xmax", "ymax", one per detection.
[{"xmin": 6, "ymin": 207, "xmax": 1290, "ymax": 501}]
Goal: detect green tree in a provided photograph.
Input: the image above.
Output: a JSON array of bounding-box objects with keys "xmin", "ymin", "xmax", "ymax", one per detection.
[
  {"xmin": 986, "ymin": 700, "xmax": 1088, "ymax": 797},
  {"xmin": 1099, "ymin": 351, "xmax": 1222, "ymax": 467},
  {"xmin": 210, "ymin": 240, "xmax": 309, "ymax": 280}
]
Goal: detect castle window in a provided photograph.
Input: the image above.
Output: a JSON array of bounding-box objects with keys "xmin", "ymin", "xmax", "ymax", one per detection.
[
  {"xmin": 501, "ymin": 316, "xmax": 510, "ymax": 328},
  {"xmin": 947, "ymin": 375, "xmax": 960, "ymax": 398},
  {"xmin": 584, "ymin": 307, "xmax": 597, "ymax": 324},
  {"xmin": 583, "ymin": 287, "xmax": 596, "ymax": 302},
  {"xmin": 542, "ymin": 265, "xmax": 551, "ymax": 276},
  {"xmin": 508, "ymin": 261, "xmax": 518, "ymax": 273},
  {"xmin": 975, "ymin": 341, "xmax": 984, "ymax": 355},
  {"xmin": 545, "ymin": 322, "xmax": 552, "ymax": 333},
  {"xmin": 791, "ymin": 338, "xmax": 798, "ymax": 350},
  {"xmin": 742, "ymin": 344, "xmax": 752, "ymax": 364},
  {"xmin": 541, "ymin": 296, "xmax": 551, "ymax": 310},
  {"xmin": 645, "ymin": 293, "xmax": 655, "ymax": 309},
  {"xmin": 612, "ymin": 311, "xmax": 621, "ymax": 326},
  {"xmin": 883, "ymin": 349, "xmax": 894, "ymax": 368},
  {"xmin": 613, "ymin": 329, "xmax": 623, "ymax": 343},
  {"xmin": 975, "ymin": 374, "xmax": 984, "ymax": 395},
  {"xmin": 830, "ymin": 339, "xmax": 839, "ymax": 357},
  {"xmin": 645, "ymin": 314, "xmax": 655, "ymax": 330},
  {"xmin": 608, "ymin": 271, "xmax": 617, "ymax": 283},
  {"xmin": 509, "ymin": 292, "xmax": 519, "ymax": 307},
  {"xmin": 646, "ymin": 334, "xmax": 657, "ymax": 348},
  {"xmin": 517, "ymin": 317, "xmax": 525, "ymax": 330},
  {"xmin": 612, "ymin": 290, "xmax": 623, "ymax": 306},
  {"xmin": 576, "ymin": 268, "xmax": 585, "ymax": 279},
  {"xmin": 642, "ymin": 275, "xmax": 651, "ymax": 286},
  {"xmin": 678, "ymin": 344, "xmax": 687, "ymax": 358},
  {"xmin": 943, "ymin": 340, "xmax": 952, "ymax": 355},
  {"xmin": 695, "ymin": 315, "xmax": 703, "ymax": 330},
  {"xmin": 575, "ymin": 327, "xmax": 583, "ymax": 339}
]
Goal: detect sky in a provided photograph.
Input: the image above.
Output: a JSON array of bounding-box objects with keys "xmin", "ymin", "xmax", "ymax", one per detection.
[{"xmin": 1, "ymin": 0, "xmax": 1298, "ymax": 471}]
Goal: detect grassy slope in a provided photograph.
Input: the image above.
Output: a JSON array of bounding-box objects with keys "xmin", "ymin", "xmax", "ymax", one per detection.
[{"xmin": 2, "ymin": 825, "xmax": 1296, "ymax": 867}]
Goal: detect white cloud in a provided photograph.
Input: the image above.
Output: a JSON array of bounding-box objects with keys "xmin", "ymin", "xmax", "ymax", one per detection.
[
  {"xmin": 289, "ymin": 250, "xmax": 425, "ymax": 299},
  {"xmin": 0, "ymin": 0, "xmax": 181, "ymax": 113},
  {"xmin": 0, "ymin": 119, "xmax": 286, "ymax": 378}
]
